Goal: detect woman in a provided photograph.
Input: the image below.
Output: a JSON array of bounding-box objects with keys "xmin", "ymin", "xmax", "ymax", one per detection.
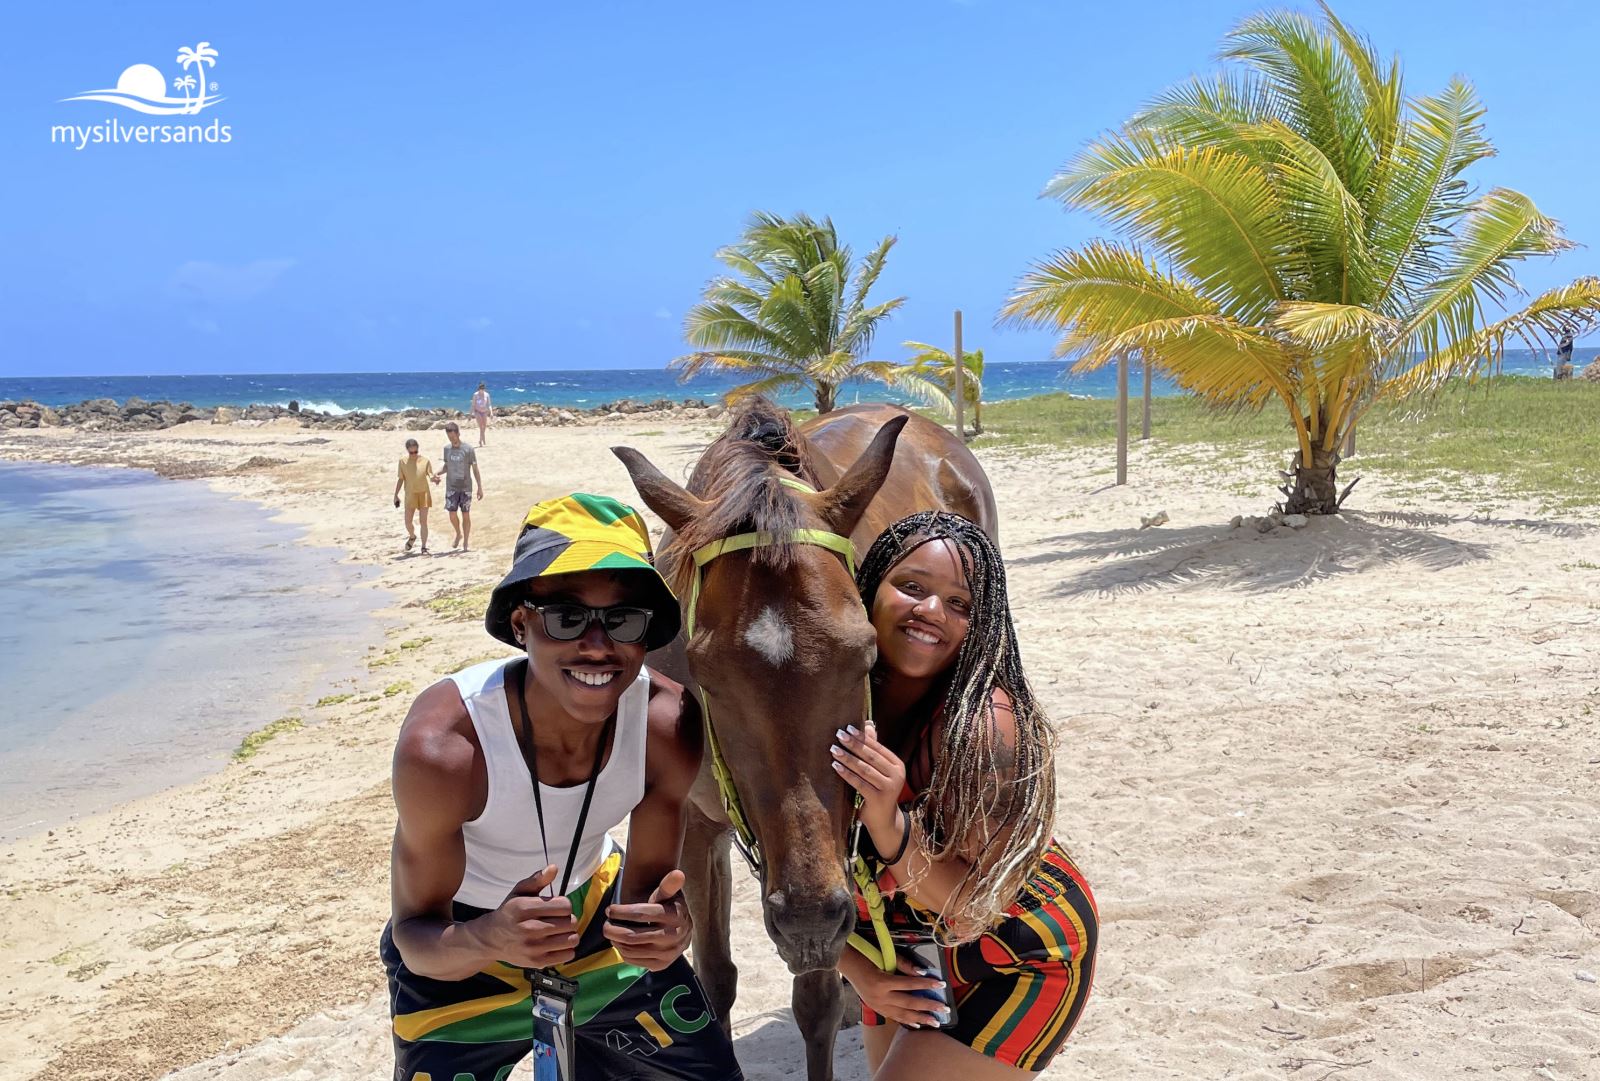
[
  {"xmin": 470, "ymin": 382, "xmax": 492, "ymax": 446},
  {"xmin": 832, "ymin": 511, "xmax": 1097, "ymax": 1079}
]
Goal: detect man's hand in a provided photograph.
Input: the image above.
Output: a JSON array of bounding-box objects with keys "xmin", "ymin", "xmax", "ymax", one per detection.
[
  {"xmin": 469, "ymin": 864, "xmax": 580, "ymax": 969},
  {"xmin": 603, "ymin": 869, "xmax": 691, "ymax": 971},
  {"xmin": 476, "ymin": 488, "xmax": 484, "ymax": 502},
  {"xmin": 394, "ymin": 495, "xmax": 401, "ymax": 508}
]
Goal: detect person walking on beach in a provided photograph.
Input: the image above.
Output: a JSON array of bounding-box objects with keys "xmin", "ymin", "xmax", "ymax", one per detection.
[
  {"xmin": 440, "ymin": 422, "xmax": 484, "ymax": 552},
  {"xmin": 383, "ymin": 494, "xmax": 743, "ymax": 1081},
  {"xmin": 471, "ymin": 382, "xmax": 492, "ymax": 446},
  {"xmin": 393, "ymin": 438, "xmax": 438, "ymax": 554}
]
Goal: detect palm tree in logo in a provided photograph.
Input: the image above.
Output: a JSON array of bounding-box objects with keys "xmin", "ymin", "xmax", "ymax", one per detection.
[
  {"xmin": 175, "ymin": 42, "xmax": 218, "ymax": 113},
  {"xmin": 173, "ymin": 74, "xmax": 196, "ymax": 112}
]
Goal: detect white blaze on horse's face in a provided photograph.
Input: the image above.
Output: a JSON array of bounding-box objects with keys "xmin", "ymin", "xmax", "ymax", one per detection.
[{"xmin": 743, "ymin": 606, "xmax": 794, "ymax": 666}]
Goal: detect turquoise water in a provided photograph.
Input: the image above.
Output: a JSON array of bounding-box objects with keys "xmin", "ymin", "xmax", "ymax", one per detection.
[
  {"xmin": 0, "ymin": 349, "xmax": 1583, "ymax": 414},
  {"xmin": 0, "ymin": 462, "xmax": 386, "ymax": 840}
]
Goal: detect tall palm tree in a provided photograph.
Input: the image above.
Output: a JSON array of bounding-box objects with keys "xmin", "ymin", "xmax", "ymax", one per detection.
[
  {"xmin": 891, "ymin": 341, "xmax": 986, "ymax": 434},
  {"xmin": 1002, "ymin": 3, "xmax": 1600, "ymax": 513},
  {"xmin": 175, "ymin": 43, "xmax": 218, "ymax": 113},
  {"xmin": 173, "ymin": 74, "xmax": 196, "ymax": 112},
  {"xmin": 674, "ymin": 212, "xmax": 906, "ymax": 414}
]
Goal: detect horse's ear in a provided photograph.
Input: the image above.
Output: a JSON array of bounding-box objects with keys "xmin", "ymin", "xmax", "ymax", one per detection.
[
  {"xmin": 612, "ymin": 447, "xmax": 706, "ymax": 533},
  {"xmin": 816, "ymin": 414, "xmax": 908, "ymax": 537}
]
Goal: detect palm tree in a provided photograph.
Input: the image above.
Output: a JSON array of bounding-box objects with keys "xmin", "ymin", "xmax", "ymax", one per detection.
[
  {"xmin": 891, "ymin": 341, "xmax": 986, "ymax": 434},
  {"xmin": 173, "ymin": 74, "xmax": 196, "ymax": 112},
  {"xmin": 175, "ymin": 43, "xmax": 218, "ymax": 113},
  {"xmin": 1002, "ymin": 3, "xmax": 1600, "ymax": 514},
  {"xmin": 674, "ymin": 212, "xmax": 906, "ymax": 414}
]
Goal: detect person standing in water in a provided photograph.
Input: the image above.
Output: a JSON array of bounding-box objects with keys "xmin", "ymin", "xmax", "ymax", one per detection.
[
  {"xmin": 440, "ymin": 421, "xmax": 485, "ymax": 552},
  {"xmin": 471, "ymin": 382, "xmax": 493, "ymax": 446},
  {"xmin": 393, "ymin": 438, "xmax": 438, "ymax": 554}
]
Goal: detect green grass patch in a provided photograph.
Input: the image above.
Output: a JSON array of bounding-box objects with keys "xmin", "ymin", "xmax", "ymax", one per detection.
[
  {"xmin": 978, "ymin": 376, "xmax": 1600, "ymax": 510},
  {"xmin": 400, "ymin": 636, "xmax": 432, "ymax": 650},
  {"xmin": 450, "ymin": 651, "xmax": 510, "ymax": 674},
  {"xmin": 314, "ymin": 693, "xmax": 353, "ymax": 708},
  {"xmin": 421, "ymin": 583, "xmax": 494, "ymax": 623},
  {"xmin": 383, "ymin": 681, "xmax": 413, "ymax": 698},
  {"xmin": 232, "ymin": 716, "xmax": 303, "ymax": 761}
]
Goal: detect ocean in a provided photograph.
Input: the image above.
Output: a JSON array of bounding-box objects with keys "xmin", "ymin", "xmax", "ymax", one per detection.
[
  {"xmin": 1, "ymin": 350, "xmax": 1583, "ymax": 415},
  {"xmin": 0, "ymin": 462, "xmax": 386, "ymax": 841}
]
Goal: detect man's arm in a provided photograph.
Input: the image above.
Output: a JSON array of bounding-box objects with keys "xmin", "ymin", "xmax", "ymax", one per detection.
[
  {"xmin": 390, "ymin": 681, "xmax": 579, "ymax": 980},
  {"xmin": 472, "ymin": 457, "xmax": 484, "ymax": 496},
  {"xmin": 601, "ymin": 671, "xmax": 701, "ymax": 970},
  {"xmin": 393, "ymin": 462, "xmax": 404, "ymax": 501}
]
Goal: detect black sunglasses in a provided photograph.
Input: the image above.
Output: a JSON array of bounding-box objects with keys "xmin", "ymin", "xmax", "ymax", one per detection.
[{"xmin": 522, "ymin": 601, "xmax": 653, "ymax": 645}]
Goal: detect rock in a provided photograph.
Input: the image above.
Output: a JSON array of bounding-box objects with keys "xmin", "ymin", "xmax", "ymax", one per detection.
[
  {"xmin": 1578, "ymin": 970, "xmax": 1598, "ymax": 983},
  {"xmin": 1280, "ymin": 513, "xmax": 1309, "ymax": 529},
  {"xmin": 1255, "ymin": 517, "xmax": 1276, "ymax": 534},
  {"xmin": 1138, "ymin": 510, "xmax": 1169, "ymax": 530},
  {"xmin": 39, "ymin": 405, "xmax": 61, "ymax": 426},
  {"xmin": 213, "ymin": 405, "xmax": 241, "ymax": 424},
  {"xmin": 1230, "ymin": 515, "xmax": 1243, "ymax": 528},
  {"xmin": 124, "ymin": 396, "xmax": 149, "ymax": 411},
  {"xmin": 287, "ymin": 399, "xmax": 300, "ymax": 413},
  {"xmin": 706, "ymin": 404, "xmax": 726, "ymax": 420},
  {"xmin": 1581, "ymin": 358, "xmax": 1600, "ymax": 383}
]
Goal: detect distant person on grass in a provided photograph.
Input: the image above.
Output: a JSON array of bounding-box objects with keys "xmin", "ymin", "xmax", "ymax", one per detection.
[
  {"xmin": 1555, "ymin": 333, "xmax": 1575, "ymax": 380},
  {"xmin": 384, "ymin": 495, "xmax": 742, "ymax": 1080},
  {"xmin": 441, "ymin": 422, "xmax": 485, "ymax": 552},
  {"xmin": 393, "ymin": 438, "xmax": 438, "ymax": 554},
  {"xmin": 472, "ymin": 382, "xmax": 493, "ymax": 446}
]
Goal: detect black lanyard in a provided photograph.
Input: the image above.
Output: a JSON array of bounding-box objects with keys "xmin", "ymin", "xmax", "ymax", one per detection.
[{"xmin": 508, "ymin": 659, "xmax": 614, "ymax": 898}]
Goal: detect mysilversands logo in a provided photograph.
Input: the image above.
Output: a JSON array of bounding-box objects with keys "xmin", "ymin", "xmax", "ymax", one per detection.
[{"xmin": 52, "ymin": 41, "xmax": 234, "ymax": 150}]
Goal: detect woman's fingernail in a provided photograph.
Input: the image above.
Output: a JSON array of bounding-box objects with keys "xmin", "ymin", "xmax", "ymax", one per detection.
[
  {"xmin": 847, "ymin": 724, "xmax": 860, "ymax": 736},
  {"xmin": 916, "ymin": 968, "xmax": 933, "ymax": 977},
  {"xmin": 829, "ymin": 745, "xmax": 843, "ymax": 757},
  {"xmin": 835, "ymin": 728, "xmax": 848, "ymax": 741},
  {"xmin": 831, "ymin": 761, "xmax": 845, "ymax": 773}
]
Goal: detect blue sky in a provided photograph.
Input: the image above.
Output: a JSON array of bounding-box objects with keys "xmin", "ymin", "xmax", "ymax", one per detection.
[{"xmin": 1, "ymin": 1, "xmax": 1595, "ymax": 377}]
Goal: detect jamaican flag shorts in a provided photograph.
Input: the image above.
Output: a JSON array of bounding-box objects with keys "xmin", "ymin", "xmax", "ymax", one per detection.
[{"xmin": 381, "ymin": 850, "xmax": 743, "ymax": 1081}]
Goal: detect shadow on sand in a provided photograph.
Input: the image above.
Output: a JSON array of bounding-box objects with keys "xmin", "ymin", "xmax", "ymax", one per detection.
[
  {"xmin": 732, "ymin": 1009, "xmax": 867, "ymax": 1081},
  {"xmin": 1013, "ymin": 510, "xmax": 1594, "ymax": 597}
]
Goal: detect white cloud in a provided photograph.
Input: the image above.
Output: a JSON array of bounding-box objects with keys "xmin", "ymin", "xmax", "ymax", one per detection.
[
  {"xmin": 169, "ymin": 258, "xmax": 296, "ymax": 303},
  {"xmin": 653, "ymin": 306, "xmax": 672, "ymax": 321}
]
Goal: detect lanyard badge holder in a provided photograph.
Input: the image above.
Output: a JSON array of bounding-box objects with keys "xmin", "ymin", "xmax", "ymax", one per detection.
[
  {"xmin": 528, "ymin": 968, "xmax": 578, "ymax": 1081},
  {"xmin": 510, "ymin": 659, "xmax": 613, "ymax": 1081},
  {"xmin": 893, "ymin": 927, "xmax": 958, "ymax": 1027}
]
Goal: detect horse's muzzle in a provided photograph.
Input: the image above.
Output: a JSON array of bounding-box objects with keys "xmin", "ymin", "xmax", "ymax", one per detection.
[{"xmin": 763, "ymin": 886, "xmax": 855, "ymax": 973}]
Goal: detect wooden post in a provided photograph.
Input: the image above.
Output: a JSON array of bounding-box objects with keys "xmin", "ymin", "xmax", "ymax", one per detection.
[
  {"xmin": 953, "ymin": 310, "xmax": 966, "ymax": 443},
  {"xmin": 1116, "ymin": 352, "xmax": 1129, "ymax": 485},
  {"xmin": 1343, "ymin": 426, "xmax": 1356, "ymax": 458},
  {"xmin": 1141, "ymin": 355, "xmax": 1152, "ymax": 441}
]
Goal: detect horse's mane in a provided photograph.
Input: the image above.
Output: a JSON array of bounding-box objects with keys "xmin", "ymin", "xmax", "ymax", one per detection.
[{"xmin": 660, "ymin": 397, "xmax": 822, "ymax": 597}]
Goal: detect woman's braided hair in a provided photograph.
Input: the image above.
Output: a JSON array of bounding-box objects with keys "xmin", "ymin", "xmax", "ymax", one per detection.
[{"xmin": 856, "ymin": 511, "xmax": 1057, "ymax": 942}]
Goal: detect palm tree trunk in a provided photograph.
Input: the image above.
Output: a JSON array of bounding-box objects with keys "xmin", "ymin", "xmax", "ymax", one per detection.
[
  {"xmin": 1282, "ymin": 445, "xmax": 1343, "ymax": 515},
  {"xmin": 814, "ymin": 382, "xmax": 836, "ymax": 414}
]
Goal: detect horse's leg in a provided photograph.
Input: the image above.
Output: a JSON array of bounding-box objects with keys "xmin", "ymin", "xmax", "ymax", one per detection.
[
  {"xmin": 792, "ymin": 968, "xmax": 844, "ymax": 1081},
  {"xmin": 683, "ymin": 804, "xmax": 738, "ymax": 1034}
]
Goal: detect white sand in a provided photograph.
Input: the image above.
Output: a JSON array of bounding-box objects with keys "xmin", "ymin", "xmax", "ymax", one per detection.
[{"xmin": 0, "ymin": 416, "xmax": 1596, "ymax": 1080}]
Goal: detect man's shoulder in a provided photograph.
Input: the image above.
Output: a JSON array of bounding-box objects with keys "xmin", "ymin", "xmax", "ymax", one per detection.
[{"xmin": 394, "ymin": 678, "xmax": 478, "ymax": 781}]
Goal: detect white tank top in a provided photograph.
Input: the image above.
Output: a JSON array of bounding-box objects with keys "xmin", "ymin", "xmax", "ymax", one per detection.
[{"xmin": 449, "ymin": 658, "xmax": 648, "ymax": 909}]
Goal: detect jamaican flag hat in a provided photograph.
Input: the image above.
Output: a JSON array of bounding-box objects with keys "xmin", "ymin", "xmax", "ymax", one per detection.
[{"xmin": 484, "ymin": 493, "xmax": 681, "ymax": 651}]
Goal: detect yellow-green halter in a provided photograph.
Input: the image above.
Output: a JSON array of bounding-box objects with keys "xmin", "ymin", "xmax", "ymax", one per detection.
[{"xmin": 684, "ymin": 476, "xmax": 897, "ymax": 972}]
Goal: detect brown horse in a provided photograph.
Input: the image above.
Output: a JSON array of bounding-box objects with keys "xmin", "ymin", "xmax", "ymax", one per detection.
[{"xmin": 614, "ymin": 399, "xmax": 996, "ymax": 1081}]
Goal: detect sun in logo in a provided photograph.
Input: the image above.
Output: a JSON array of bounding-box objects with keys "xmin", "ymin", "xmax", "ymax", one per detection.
[{"xmin": 62, "ymin": 43, "xmax": 224, "ymax": 116}]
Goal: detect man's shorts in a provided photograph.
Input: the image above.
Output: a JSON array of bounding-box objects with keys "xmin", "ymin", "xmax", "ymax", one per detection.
[
  {"xmin": 404, "ymin": 489, "xmax": 432, "ymax": 512},
  {"xmin": 445, "ymin": 487, "xmax": 473, "ymax": 513},
  {"xmin": 381, "ymin": 849, "xmax": 743, "ymax": 1081}
]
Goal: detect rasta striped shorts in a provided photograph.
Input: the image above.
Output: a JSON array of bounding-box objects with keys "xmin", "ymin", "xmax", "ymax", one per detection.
[
  {"xmin": 858, "ymin": 841, "xmax": 1098, "ymax": 1071},
  {"xmin": 381, "ymin": 849, "xmax": 743, "ymax": 1081}
]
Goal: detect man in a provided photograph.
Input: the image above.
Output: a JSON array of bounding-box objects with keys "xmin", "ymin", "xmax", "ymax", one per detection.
[
  {"xmin": 392, "ymin": 438, "xmax": 438, "ymax": 554},
  {"xmin": 384, "ymin": 494, "xmax": 743, "ymax": 1081},
  {"xmin": 1555, "ymin": 332, "xmax": 1575, "ymax": 380},
  {"xmin": 440, "ymin": 422, "xmax": 485, "ymax": 551}
]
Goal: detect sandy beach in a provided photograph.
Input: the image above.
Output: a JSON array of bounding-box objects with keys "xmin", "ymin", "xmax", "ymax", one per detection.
[{"xmin": 1, "ymin": 413, "xmax": 1597, "ymax": 1081}]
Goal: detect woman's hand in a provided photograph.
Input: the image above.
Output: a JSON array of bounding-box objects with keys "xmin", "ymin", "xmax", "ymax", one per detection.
[
  {"xmin": 832, "ymin": 722, "xmax": 907, "ymax": 843},
  {"xmin": 840, "ymin": 949, "xmax": 949, "ymax": 1029}
]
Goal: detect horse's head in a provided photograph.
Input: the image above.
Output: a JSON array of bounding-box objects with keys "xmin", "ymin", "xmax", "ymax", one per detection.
[{"xmin": 614, "ymin": 403, "xmax": 906, "ymax": 973}]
